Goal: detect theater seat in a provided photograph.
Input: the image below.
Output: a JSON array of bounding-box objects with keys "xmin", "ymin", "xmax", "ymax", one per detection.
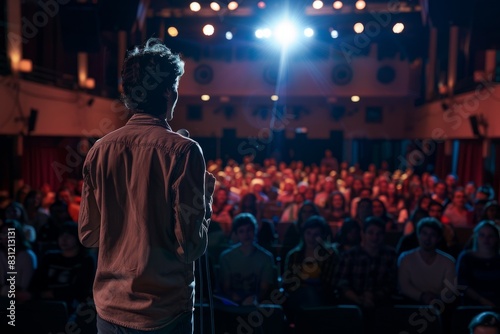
[
  {"xmin": 213, "ymin": 304, "xmax": 286, "ymax": 334},
  {"xmin": 294, "ymin": 305, "xmax": 363, "ymax": 334},
  {"xmin": 368, "ymin": 305, "xmax": 442, "ymax": 334},
  {"xmin": 16, "ymin": 300, "xmax": 69, "ymax": 334}
]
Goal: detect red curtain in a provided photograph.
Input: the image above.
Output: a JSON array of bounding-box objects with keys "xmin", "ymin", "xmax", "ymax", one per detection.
[
  {"xmin": 21, "ymin": 137, "xmax": 68, "ymax": 191},
  {"xmin": 456, "ymin": 140, "xmax": 484, "ymax": 186},
  {"xmin": 434, "ymin": 142, "xmax": 452, "ymax": 180}
]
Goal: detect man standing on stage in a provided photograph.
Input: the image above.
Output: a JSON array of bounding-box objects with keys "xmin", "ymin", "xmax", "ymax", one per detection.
[{"xmin": 79, "ymin": 38, "xmax": 215, "ymax": 334}]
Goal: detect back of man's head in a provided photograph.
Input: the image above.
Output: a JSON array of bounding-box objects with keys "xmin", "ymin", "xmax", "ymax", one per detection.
[
  {"xmin": 469, "ymin": 311, "xmax": 500, "ymax": 334},
  {"xmin": 121, "ymin": 38, "xmax": 184, "ymax": 116}
]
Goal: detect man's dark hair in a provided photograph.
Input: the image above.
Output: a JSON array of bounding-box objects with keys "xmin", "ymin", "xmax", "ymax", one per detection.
[
  {"xmin": 428, "ymin": 200, "xmax": 443, "ymax": 211},
  {"xmin": 477, "ymin": 185, "xmax": 494, "ymax": 200},
  {"xmin": 469, "ymin": 311, "xmax": 500, "ymax": 334},
  {"xmin": 416, "ymin": 217, "xmax": 443, "ymax": 236},
  {"xmin": 301, "ymin": 215, "xmax": 330, "ymax": 240},
  {"xmin": 121, "ymin": 37, "xmax": 184, "ymax": 116},
  {"xmin": 232, "ymin": 213, "xmax": 258, "ymax": 234},
  {"xmin": 363, "ymin": 216, "xmax": 385, "ymax": 233}
]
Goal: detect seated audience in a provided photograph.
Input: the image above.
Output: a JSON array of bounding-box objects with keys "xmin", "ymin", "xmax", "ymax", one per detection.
[
  {"xmin": 432, "ymin": 181, "xmax": 449, "ymax": 208},
  {"xmin": 404, "ymin": 195, "xmax": 432, "ymax": 235},
  {"xmin": 481, "ymin": 201, "xmax": 500, "ymax": 224},
  {"xmin": 398, "ymin": 218, "xmax": 456, "ymax": 304},
  {"xmin": 457, "ymin": 220, "xmax": 500, "ymax": 307},
  {"xmin": 284, "ymin": 215, "xmax": 340, "ymax": 308},
  {"xmin": 218, "ymin": 213, "xmax": 275, "ymax": 305},
  {"xmin": 444, "ymin": 188, "xmax": 474, "ymax": 227},
  {"xmin": 314, "ymin": 176, "xmax": 335, "ymax": 209},
  {"xmin": 30, "ymin": 222, "xmax": 95, "ymax": 312},
  {"xmin": 397, "ymin": 201, "xmax": 449, "ymax": 255},
  {"xmin": 372, "ymin": 198, "xmax": 396, "ymax": 231},
  {"xmin": 333, "ymin": 218, "xmax": 362, "ymax": 254},
  {"xmin": 323, "ymin": 191, "xmax": 349, "ymax": 225},
  {"xmin": 281, "ymin": 201, "xmax": 321, "ymax": 261},
  {"xmin": 336, "ymin": 217, "xmax": 398, "ymax": 308},
  {"xmin": 0, "ymin": 219, "xmax": 37, "ymax": 302},
  {"xmin": 211, "ymin": 187, "xmax": 234, "ymax": 235}
]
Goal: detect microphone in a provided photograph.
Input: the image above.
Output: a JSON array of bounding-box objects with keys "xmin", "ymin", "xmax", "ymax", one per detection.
[{"xmin": 177, "ymin": 128, "xmax": 190, "ymax": 138}]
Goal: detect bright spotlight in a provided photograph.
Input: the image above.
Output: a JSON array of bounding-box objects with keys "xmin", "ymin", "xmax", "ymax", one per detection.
[
  {"xmin": 201, "ymin": 95, "xmax": 210, "ymax": 101},
  {"xmin": 304, "ymin": 27, "xmax": 314, "ymax": 38},
  {"xmin": 226, "ymin": 31, "xmax": 233, "ymax": 40},
  {"xmin": 275, "ymin": 21, "xmax": 297, "ymax": 45},
  {"xmin": 312, "ymin": 1, "xmax": 324, "ymax": 9},
  {"xmin": 167, "ymin": 27, "xmax": 178, "ymax": 37},
  {"xmin": 351, "ymin": 95, "xmax": 360, "ymax": 102},
  {"xmin": 330, "ymin": 29, "xmax": 339, "ymax": 38},
  {"xmin": 355, "ymin": 0, "xmax": 366, "ymax": 10},
  {"xmin": 333, "ymin": 1, "xmax": 343, "ymax": 9},
  {"xmin": 255, "ymin": 29, "xmax": 264, "ymax": 39},
  {"xmin": 354, "ymin": 22, "xmax": 364, "ymax": 33},
  {"xmin": 203, "ymin": 24, "xmax": 215, "ymax": 36},
  {"xmin": 393, "ymin": 23, "xmax": 405, "ymax": 34},
  {"xmin": 190, "ymin": 2, "xmax": 201, "ymax": 12},
  {"xmin": 262, "ymin": 28, "xmax": 272, "ymax": 38},
  {"xmin": 228, "ymin": 1, "xmax": 238, "ymax": 10},
  {"xmin": 257, "ymin": 1, "xmax": 266, "ymax": 9},
  {"xmin": 210, "ymin": 2, "xmax": 220, "ymax": 11},
  {"xmin": 271, "ymin": 95, "xmax": 279, "ymax": 101}
]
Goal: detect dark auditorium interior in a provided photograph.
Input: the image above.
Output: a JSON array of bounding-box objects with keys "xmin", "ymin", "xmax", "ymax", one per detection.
[{"xmin": 1, "ymin": 0, "xmax": 500, "ymax": 333}]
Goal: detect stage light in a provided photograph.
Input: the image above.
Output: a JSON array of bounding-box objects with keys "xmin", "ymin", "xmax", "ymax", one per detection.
[
  {"xmin": 355, "ymin": 0, "xmax": 366, "ymax": 10},
  {"xmin": 210, "ymin": 2, "xmax": 220, "ymax": 11},
  {"xmin": 393, "ymin": 22, "xmax": 404, "ymax": 34},
  {"xmin": 257, "ymin": 1, "xmax": 266, "ymax": 9},
  {"xmin": 190, "ymin": 2, "xmax": 201, "ymax": 12},
  {"xmin": 275, "ymin": 21, "xmax": 297, "ymax": 46},
  {"xmin": 312, "ymin": 1, "xmax": 323, "ymax": 9},
  {"xmin": 256, "ymin": 27, "xmax": 272, "ymax": 39},
  {"xmin": 354, "ymin": 22, "xmax": 364, "ymax": 33},
  {"xmin": 304, "ymin": 27, "xmax": 314, "ymax": 37},
  {"xmin": 167, "ymin": 27, "xmax": 178, "ymax": 37},
  {"xmin": 351, "ymin": 95, "xmax": 360, "ymax": 102},
  {"xmin": 271, "ymin": 95, "xmax": 279, "ymax": 101},
  {"xmin": 85, "ymin": 78, "xmax": 95, "ymax": 90},
  {"xmin": 201, "ymin": 95, "xmax": 210, "ymax": 101},
  {"xmin": 330, "ymin": 29, "xmax": 339, "ymax": 38},
  {"xmin": 226, "ymin": 31, "xmax": 233, "ymax": 40},
  {"xmin": 333, "ymin": 1, "xmax": 343, "ymax": 9},
  {"xmin": 203, "ymin": 24, "xmax": 215, "ymax": 36},
  {"xmin": 18, "ymin": 59, "xmax": 33, "ymax": 73},
  {"xmin": 228, "ymin": 1, "xmax": 238, "ymax": 10}
]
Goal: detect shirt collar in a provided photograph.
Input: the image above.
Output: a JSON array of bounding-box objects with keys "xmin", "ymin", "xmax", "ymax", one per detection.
[{"xmin": 126, "ymin": 113, "xmax": 172, "ymax": 131}]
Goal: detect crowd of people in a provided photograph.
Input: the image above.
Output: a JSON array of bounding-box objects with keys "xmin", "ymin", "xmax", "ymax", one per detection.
[{"xmin": 1, "ymin": 151, "xmax": 500, "ymax": 331}]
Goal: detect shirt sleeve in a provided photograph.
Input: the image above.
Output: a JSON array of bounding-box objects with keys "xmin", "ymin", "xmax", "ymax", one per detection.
[
  {"xmin": 397, "ymin": 253, "xmax": 422, "ymax": 301},
  {"xmin": 171, "ymin": 142, "xmax": 210, "ymax": 263},
  {"xmin": 78, "ymin": 148, "xmax": 101, "ymax": 248}
]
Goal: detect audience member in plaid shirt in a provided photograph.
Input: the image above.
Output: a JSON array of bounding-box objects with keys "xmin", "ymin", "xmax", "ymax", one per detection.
[{"xmin": 336, "ymin": 217, "xmax": 398, "ymax": 307}]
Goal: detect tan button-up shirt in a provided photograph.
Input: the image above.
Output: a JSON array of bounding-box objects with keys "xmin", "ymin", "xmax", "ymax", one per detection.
[{"xmin": 78, "ymin": 113, "xmax": 209, "ymax": 330}]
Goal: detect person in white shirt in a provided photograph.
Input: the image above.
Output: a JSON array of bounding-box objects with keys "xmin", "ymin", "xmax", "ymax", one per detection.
[{"xmin": 398, "ymin": 217, "xmax": 456, "ymax": 305}]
